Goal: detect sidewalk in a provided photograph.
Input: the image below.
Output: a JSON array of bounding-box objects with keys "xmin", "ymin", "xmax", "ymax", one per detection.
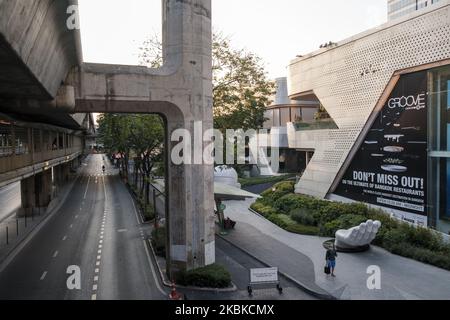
[{"xmin": 222, "ymin": 199, "xmax": 450, "ymax": 300}]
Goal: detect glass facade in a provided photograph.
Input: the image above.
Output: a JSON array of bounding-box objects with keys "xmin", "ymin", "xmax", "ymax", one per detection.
[
  {"xmin": 263, "ymin": 106, "xmax": 319, "ymax": 128},
  {"xmin": 429, "ymin": 65, "xmax": 450, "ymax": 226},
  {"xmin": 388, "ymin": 0, "xmax": 442, "ymax": 20}
]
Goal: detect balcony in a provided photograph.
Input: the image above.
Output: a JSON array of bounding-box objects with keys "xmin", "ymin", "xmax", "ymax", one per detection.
[{"xmin": 293, "ymin": 118, "xmax": 338, "ymax": 131}]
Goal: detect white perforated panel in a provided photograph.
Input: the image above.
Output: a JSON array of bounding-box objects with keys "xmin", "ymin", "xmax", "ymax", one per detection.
[{"xmin": 288, "ymin": 4, "xmax": 450, "ymax": 198}]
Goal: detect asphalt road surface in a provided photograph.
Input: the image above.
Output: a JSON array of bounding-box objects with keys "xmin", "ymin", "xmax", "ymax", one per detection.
[{"xmin": 0, "ymin": 154, "xmax": 167, "ymax": 300}]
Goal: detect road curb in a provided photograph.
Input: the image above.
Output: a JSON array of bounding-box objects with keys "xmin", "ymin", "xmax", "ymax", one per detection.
[{"xmin": 216, "ymin": 232, "xmax": 336, "ymax": 300}]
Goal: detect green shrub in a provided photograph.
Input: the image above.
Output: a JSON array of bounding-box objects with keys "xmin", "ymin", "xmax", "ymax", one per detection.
[
  {"xmin": 384, "ymin": 242, "xmax": 450, "ymax": 271},
  {"xmin": 320, "ymin": 220, "xmax": 341, "ymax": 237},
  {"xmin": 143, "ymin": 206, "xmax": 155, "ymax": 221},
  {"xmin": 320, "ymin": 214, "xmax": 368, "ymax": 237},
  {"xmin": 382, "ymin": 227, "xmax": 408, "ymax": 250},
  {"xmin": 176, "ymin": 264, "xmax": 232, "ymax": 288},
  {"xmin": 260, "ymin": 181, "xmax": 295, "ymax": 205},
  {"xmin": 285, "ymin": 223, "xmax": 319, "ymax": 236},
  {"xmin": 290, "ymin": 208, "xmax": 316, "ymax": 226},
  {"xmin": 404, "ymin": 225, "xmax": 443, "ymax": 251},
  {"xmin": 267, "ymin": 214, "xmax": 289, "ymax": 229},
  {"xmin": 254, "ymin": 183, "xmax": 450, "ymax": 271},
  {"xmin": 274, "ymin": 194, "xmax": 310, "ymax": 213},
  {"xmin": 151, "ymin": 227, "xmax": 166, "ymax": 257},
  {"xmin": 250, "ymin": 201, "xmax": 278, "ymax": 217},
  {"xmin": 315, "ymin": 202, "xmax": 349, "ymax": 225},
  {"xmin": 345, "ymin": 202, "xmax": 369, "ymax": 217}
]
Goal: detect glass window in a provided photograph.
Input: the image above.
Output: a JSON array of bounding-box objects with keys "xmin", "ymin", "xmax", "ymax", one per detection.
[
  {"xmin": 0, "ymin": 123, "xmax": 13, "ymax": 158},
  {"xmin": 291, "ymin": 107, "xmax": 302, "ymax": 122},
  {"xmin": 15, "ymin": 126, "xmax": 29, "ymax": 155},
  {"xmin": 280, "ymin": 108, "xmax": 291, "ymax": 126},
  {"xmin": 429, "ymin": 66, "xmax": 450, "ymax": 151},
  {"xmin": 33, "ymin": 129, "xmax": 42, "ymax": 153},
  {"xmin": 273, "ymin": 109, "xmax": 280, "ymax": 127},
  {"xmin": 429, "ymin": 65, "xmax": 450, "ymax": 220}
]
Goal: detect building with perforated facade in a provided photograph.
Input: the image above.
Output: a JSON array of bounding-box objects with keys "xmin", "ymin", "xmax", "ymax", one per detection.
[{"xmin": 286, "ymin": 0, "xmax": 450, "ymax": 234}]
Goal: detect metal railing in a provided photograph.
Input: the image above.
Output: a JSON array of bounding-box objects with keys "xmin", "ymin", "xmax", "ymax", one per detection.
[{"xmin": 0, "ymin": 207, "xmax": 46, "ymax": 249}]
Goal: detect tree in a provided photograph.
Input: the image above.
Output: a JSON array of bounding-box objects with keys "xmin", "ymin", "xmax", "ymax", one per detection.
[
  {"xmin": 138, "ymin": 33, "xmax": 275, "ymax": 132},
  {"xmin": 128, "ymin": 115, "xmax": 165, "ymax": 204},
  {"xmin": 97, "ymin": 114, "xmax": 133, "ymax": 177},
  {"xmin": 97, "ymin": 114, "xmax": 165, "ymax": 203},
  {"xmin": 212, "ymin": 33, "xmax": 274, "ymax": 131}
]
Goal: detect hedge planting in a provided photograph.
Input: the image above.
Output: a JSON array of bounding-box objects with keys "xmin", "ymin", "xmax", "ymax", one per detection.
[
  {"xmin": 251, "ymin": 184, "xmax": 450, "ymax": 271},
  {"xmin": 176, "ymin": 264, "xmax": 232, "ymax": 289}
]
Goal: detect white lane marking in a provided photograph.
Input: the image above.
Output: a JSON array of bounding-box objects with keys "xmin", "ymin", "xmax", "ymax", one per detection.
[
  {"xmin": 99, "ymin": 240, "xmax": 103, "ymax": 244},
  {"xmin": 40, "ymin": 271, "xmax": 47, "ymax": 280},
  {"xmin": 143, "ymin": 240, "xmax": 167, "ymax": 297},
  {"xmin": 130, "ymin": 194, "xmax": 141, "ymax": 225},
  {"xmin": 97, "ymin": 255, "xmax": 101, "ymax": 260},
  {"xmin": 95, "ymin": 268, "xmax": 100, "ymax": 274},
  {"xmin": 103, "ymin": 176, "xmax": 107, "ymax": 201},
  {"xmin": 91, "ymin": 294, "xmax": 97, "ymax": 301},
  {"xmin": 93, "ymin": 284, "xmax": 98, "ymax": 291},
  {"xmin": 53, "ymin": 251, "xmax": 59, "ymax": 258},
  {"xmin": 96, "ymin": 261, "xmax": 101, "ymax": 266},
  {"xmin": 84, "ymin": 176, "xmax": 91, "ymax": 200},
  {"xmin": 98, "ymin": 245, "xmax": 103, "ymax": 249},
  {"xmin": 98, "ymin": 250, "xmax": 102, "ymax": 254},
  {"xmin": 94, "ymin": 276, "xmax": 99, "ymax": 282},
  {"xmin": 62, "ymin": 236, "xmax": 67, "ymax": 241}
]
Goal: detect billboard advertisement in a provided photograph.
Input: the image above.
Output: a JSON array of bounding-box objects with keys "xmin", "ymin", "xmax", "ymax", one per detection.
[{"xmin": 335, "ymin": 71, "xmax": 428, "ymax": 226}]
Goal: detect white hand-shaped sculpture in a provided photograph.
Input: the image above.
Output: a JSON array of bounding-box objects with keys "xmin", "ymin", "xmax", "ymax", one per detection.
[{"xmin": 335, "ymin": 220, "xmax": 382, "ymax": 249}]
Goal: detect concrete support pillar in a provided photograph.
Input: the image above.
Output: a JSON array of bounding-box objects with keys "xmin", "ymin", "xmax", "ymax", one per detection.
[
  {"xmin": 35, "ymin": 169, "xmax": 52, "ymax": 208},
  {"xmin": 62, "ymin": 163, "xmax": 70, "ymax": 182},
  {"xmin": 53, "ymin": 163, "xmax": 69, "ymax": 189},
  {"xmin": 69, "ymin": 0, "xmax": 215, "ymax": 275},
  {"xmin": 165, "ymin": 123, "xmax": 215, "ymax": 276},
  {"xmin": 19, "ymin": 175, "xmax": 36, "ymax": 217}
]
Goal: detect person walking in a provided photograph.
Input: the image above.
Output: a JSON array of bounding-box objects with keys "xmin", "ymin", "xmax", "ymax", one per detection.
[{"xmin": 326, "ymin": 245, "xmax": 338, "ymax": 277}]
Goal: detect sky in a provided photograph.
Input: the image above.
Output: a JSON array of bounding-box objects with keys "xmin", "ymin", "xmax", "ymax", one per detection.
[{"xmin": 78, "ymin": 0, "xmax": 387, "ymax": 79}]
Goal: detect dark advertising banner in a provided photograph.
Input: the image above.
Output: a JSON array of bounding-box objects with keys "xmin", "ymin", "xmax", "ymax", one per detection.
[{"xmin": 335, "ymin": 71, "xmax": 428, "ymax": 226}]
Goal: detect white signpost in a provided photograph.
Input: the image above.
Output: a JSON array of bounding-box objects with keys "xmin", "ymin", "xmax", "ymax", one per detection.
[{"xmin": 248, "ymin": 267, "xmax": 283, "ymax": 296}]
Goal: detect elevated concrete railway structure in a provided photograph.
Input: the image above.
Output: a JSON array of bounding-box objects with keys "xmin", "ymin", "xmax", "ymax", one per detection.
[{"xmin": 1, "ymin": 0, "xmax": 215, "ymax": 275}]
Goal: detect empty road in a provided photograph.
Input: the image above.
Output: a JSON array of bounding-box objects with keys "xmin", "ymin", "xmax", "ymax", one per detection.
[{"xmin": 0, "ymin": 154, "xmax": 167, "ymax": 300}]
